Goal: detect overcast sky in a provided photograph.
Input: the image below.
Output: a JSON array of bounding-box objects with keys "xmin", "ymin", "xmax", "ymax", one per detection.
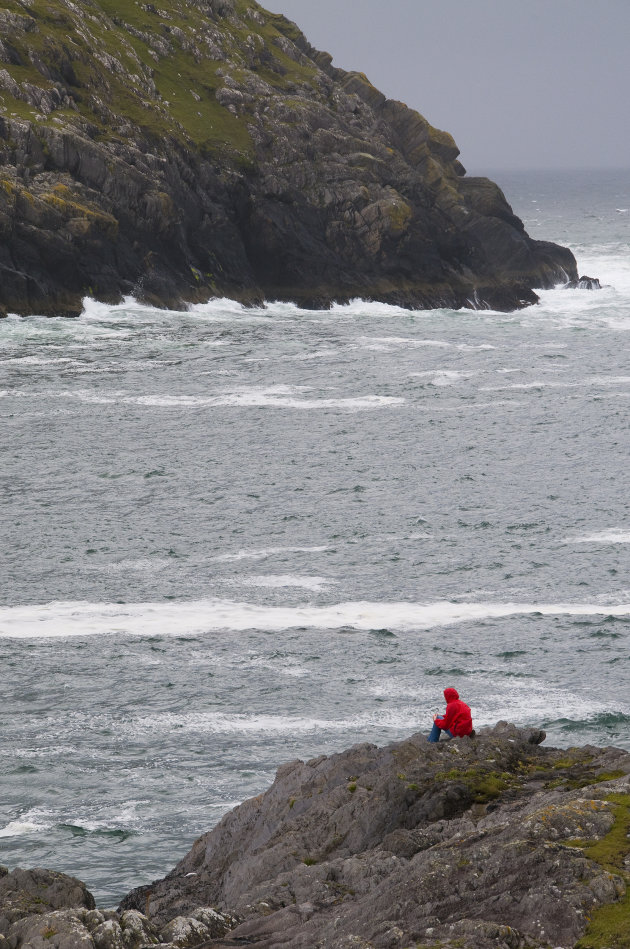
[{"xmin": 270, "ymin": 0, "xmax": 629, "ymax": 173}]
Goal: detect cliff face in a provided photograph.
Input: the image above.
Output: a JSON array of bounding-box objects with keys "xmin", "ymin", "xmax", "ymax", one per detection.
[{"xmin": 0, "ymin": 0, "xmax": 577, "ymax": 316}]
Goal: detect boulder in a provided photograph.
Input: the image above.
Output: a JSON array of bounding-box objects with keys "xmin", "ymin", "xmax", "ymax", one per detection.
[
  {"xmin": 565, "ymin": 275, "xmax": 602, "ymax": 289},
  {"xmin": 0, "ymin": 868, "xmax": 95, "ymax": 925}
]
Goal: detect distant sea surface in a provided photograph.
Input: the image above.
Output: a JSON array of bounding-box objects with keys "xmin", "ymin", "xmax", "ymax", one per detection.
[{"xmin": 1, "ymin": 168, "xmax": 629, "ymax": 905}]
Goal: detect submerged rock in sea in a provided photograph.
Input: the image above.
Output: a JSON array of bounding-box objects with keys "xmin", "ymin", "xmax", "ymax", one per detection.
[
  {"xmin": 565, "ymin": 275, "xmax": 602, "ymax": 289},
  {"xmin": 4, "ymin": 725, "xmax": 629, "ymax": 948},
  {"xmin": 0, "ymin": 0, "xmax": 577, "ymax": 317}
]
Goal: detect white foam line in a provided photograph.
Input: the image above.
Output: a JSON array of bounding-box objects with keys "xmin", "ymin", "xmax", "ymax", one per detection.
[
  {"xmin": 234, "ymin": 575, "xmax": 334, "ymax": 592},
  {"xmin": 0, "ymin": 809, "xmax": 53, "ymax": 838},
  {"xmin": 410, "ymin": 370, "xmax": 476, "ymax": 385},
  {"xmin": 212, "ymin": 545, "xmax": 330, "ymax": 562},
  {"xmin": 1, "ymin": 356, "xmax": 75, "ymax": 365},
  {"xmin": 358, "ymin": 336, "xmax": 452, "ymax": 348},
  {"xmin": 566, "ymin": 531, "xmax": 630, "ymax": 544},
  {"xmin": 130, "ymin": 393, "xmax": 405, "ymax": 410},
  {"xmin": 2, "ymin": 599, "xmax": 630, "ymax": 640},
  {"xmin": 481, "ymin": 382, "xmax": 581, "ymax": 391},
  {"xmin": 36, "ymin": 388, "xmax": 405, "ymax": 411},
  {"xmin": 585, "ymin": 376, "xmax": 630, "ymax": 386},
  {"xmin": 129, "ymin": 708, "xmax": 424, "ymax": 736}
]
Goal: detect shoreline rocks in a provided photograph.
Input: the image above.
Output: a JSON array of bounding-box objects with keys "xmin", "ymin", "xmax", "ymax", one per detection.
[
  {"xmin": 564, "ymin": 275, "xmax": 602, "ymax": 290},
  {"xmin": 0, "ymin": 867, "xmax": 237, "ymax": 948},
  {"xmin": 0, "ymin": 0, "xmax": 577, "ymax": 318},
  {"xmin": 3, "ymin": 724, "xmax": 629, "ymax": 948}
]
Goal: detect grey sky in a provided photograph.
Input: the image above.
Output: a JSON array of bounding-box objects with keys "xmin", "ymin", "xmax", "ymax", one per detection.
[{"xmin": 270, "ymin": 0, "xmax": 629, "ymax": 173}]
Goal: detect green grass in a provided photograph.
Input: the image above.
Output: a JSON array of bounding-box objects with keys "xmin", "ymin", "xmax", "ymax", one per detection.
[
  {"xmin": 435, "ymin": 767, "xmax": 514, "ymax": 803},
  {"xmin": 570, "ymin": 793, "xmax": 630, "ymax": 949},
  {"xmin": 0, "ymin": 0, "xmax": 320, "ymax": 163},
  {"xmin": 0, "ymin": 89, "xmax": 41, "ymax": 122},
  {"xmin": 581, "ymin": 793, "xmax": 630, "ymax": 873},
  {"xmin": 576, "ymin": 889, "xmax": 630, "ymax": 949}
]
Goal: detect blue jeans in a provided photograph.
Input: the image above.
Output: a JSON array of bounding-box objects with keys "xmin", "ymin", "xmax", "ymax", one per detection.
[{"xmin": 427, "ymin": 723, "xmax": 454, "ymax": 743}]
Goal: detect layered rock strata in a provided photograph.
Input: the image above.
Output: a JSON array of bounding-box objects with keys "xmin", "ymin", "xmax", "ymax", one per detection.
[
  {"xmin": 3, "ymin": 725, "xmax": 629, "ymax": 948},
  {"xmin": 117, "ymin": 723, "xmax": 630, "ymax": 949},
  {"xmin": 0, "ymin": 0, "xmax": 577, "ymax": 317}
]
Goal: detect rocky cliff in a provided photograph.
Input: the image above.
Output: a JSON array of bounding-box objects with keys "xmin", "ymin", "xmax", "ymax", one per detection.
[
  {"xmin": 0, "ymin": 0, "xmax": 577, "ymax": 317},
  {"xmin": 2, "ymin": 725, "xmax": 629, "ymax": 949}
]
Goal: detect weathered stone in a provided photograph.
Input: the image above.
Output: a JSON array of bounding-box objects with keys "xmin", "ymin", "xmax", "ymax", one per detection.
[
  {"xmin": 565, "ymin": 274, "xmax": 602, "ymax": 289},
  {"xmin": 0, "ymin": 868, "xmax": 95, "ymax": 925},
  {"xmin": 7, "ymin": 910, "xmax": 94, "ymax": 949},
  {"xmin": 117, "ymin": 910, "xmax": 159, "ymax": 947},
  {"xmin": 90, "ymin": 918, "xmax": 126, "ymax": 949},
  {"xmin": 191, "ymin": 907, "xmax": 238, "ymax": 938},
  {"xmin": 2, "ymin": 728, "xmax": 630, "ymax": 948},
  {"xmin": 0, "ymin": 0, "xmax": 576, "ymax": 317},
  {"xmin": 117, "ymin": 725, "xmax": 630, "ymax": 949}
]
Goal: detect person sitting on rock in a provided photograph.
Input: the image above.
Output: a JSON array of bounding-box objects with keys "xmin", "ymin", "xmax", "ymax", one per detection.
[{"xmin": 427, "ymin": 687, "xmax": 474, "ymax": 742}]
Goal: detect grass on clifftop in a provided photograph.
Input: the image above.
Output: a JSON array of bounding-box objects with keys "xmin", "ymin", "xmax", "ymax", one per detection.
[
  {"xmin": 0, "ymin": 0, "xmax": 318, "ymax": 162},
  {"xmin": 570, "ymin": 792, "xmax": 630, "ymax": 949}
]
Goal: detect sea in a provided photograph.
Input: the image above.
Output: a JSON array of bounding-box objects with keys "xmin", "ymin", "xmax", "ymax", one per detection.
[{"xmin": 1, "ymin": 167, "xmax": 629, "ymax": 906}]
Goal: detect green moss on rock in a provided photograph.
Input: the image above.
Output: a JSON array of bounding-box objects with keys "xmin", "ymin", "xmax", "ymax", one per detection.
[
  {"xmin": 571, "ymin": 793, "xmax": 630, "ymax": 949},
  {"xmin": 435, "ymin": 766, "xmax": 516, "ymax": 803}
]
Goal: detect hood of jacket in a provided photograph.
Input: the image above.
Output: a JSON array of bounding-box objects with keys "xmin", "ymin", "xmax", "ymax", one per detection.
[{"xmin": 443, "ymin": 687, "xmax": 459, "ymax": 702}]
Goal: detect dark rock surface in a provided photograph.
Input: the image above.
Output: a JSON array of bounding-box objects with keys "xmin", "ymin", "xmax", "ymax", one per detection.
[
  {"xmin": 2, "ymin": 725, "xmax": 630, "ymax": 947},
  {"xmin": 564, "ymin": 275, "xmax": 602, "ymax": 290},
  {"xmin": 0, "ymin": 0, "xmax": 577, "ymax": 317}
]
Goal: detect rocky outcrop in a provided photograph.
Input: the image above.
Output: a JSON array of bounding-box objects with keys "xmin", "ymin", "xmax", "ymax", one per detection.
[
  {"xmin": 116, "ymin": 723, "xmax": 630, "ymax": 949},
  {"xmin": 0, "ymin": 866, "xmax": 237, "ymax": 948},
  {"xmin": 565, "ymin": 276, "xmax": 602, "ymax": 290},
  {"xmin": 2, "ymin": 725, "xmax": 630, "ymax": 948},
  {"xmin": 0, "ymin": 0, "xmax": 576, "ymax": 317}
]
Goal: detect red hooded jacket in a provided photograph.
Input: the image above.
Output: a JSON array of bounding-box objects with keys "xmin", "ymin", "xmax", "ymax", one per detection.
[{"xmin": 435, "ymin": 688, "xmax": 473, "ymax": 737}]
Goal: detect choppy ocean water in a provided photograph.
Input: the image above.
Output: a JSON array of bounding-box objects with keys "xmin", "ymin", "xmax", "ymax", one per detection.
[{"xmin": 1, "ymin": 168, "xmax": 629, "ymax": 905}]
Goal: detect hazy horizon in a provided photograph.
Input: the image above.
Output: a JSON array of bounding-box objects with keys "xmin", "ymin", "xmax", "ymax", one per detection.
[{"xmin": 270, "ymin": 0, "xmax": 630, "ymax": 175}]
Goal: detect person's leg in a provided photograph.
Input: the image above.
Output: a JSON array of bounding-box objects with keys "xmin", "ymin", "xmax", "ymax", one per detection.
[{"xmin": 427, "ymin": 725, "xmax": 454, "ymax": 743}]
